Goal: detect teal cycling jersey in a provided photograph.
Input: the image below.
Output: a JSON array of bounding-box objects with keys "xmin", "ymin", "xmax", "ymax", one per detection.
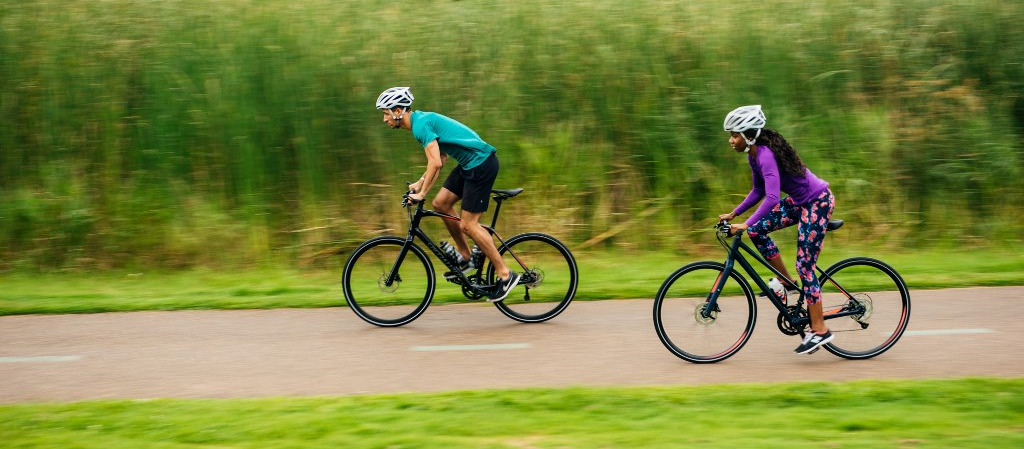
[{"xmin": 410, "ymin": 111, "xmax": 496, "ymax": 170}]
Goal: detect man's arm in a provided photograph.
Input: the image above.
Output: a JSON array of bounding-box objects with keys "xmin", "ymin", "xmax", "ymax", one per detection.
[{"xmin": 409, "ymin": 140, "xmax": 445, "ymax": 202}]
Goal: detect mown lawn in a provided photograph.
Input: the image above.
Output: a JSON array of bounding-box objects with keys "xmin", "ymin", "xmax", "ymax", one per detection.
[
  {"xmin": 1, "ymin": 247, "xmax": 1022, "ymax": 315},
  {"xmin": 2, "ymin": 379, "xmax": 1021, "ymax": 448}
]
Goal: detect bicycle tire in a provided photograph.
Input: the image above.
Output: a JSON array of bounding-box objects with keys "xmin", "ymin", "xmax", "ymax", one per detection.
[
  {"xmin": 488, "ymin": 233, "xmax": 578, "ymax": 323},
  {"xmin": 342, "ymin": 236, "xmax": 435, "ymax": 327},
  {"xmin": 653, "ymin": 261, "xmax": 757, "ymax": 363},
  {"xmin": 818, "ymin": 257, "xmax": 910, "ymax": 359}
]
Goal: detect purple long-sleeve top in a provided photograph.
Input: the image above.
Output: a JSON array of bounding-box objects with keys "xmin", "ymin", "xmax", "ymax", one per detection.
[{"xmin": 733, "ymin": 145, "xmax": 829, "ymax": 226}]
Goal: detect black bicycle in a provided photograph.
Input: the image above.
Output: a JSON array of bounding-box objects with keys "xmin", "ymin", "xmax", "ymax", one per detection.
[
  {"xmin": 653, "ymin": 219, "xmax": 910, "ymax": 363},
  {"xmin": 342, "ymin": 187, "xmax": 578, "ymax": 327}
]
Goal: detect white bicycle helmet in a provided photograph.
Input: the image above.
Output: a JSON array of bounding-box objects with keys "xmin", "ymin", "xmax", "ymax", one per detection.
[
  {"xmin": 376, "ymin": 87, "xmax": 414, "ymax": 110},
  {"xmin": 723, "ymin": 105, "xmax": 766, "ymax": 147}
]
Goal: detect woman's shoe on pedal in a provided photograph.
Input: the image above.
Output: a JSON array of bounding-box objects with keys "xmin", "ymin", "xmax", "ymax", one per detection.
[{"xmin": 795, "ymin": 330, "xmax": 834, "ymax": 354}]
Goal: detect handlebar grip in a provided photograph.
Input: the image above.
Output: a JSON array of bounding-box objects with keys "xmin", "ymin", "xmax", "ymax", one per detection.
[{"xmin": 401, "ymin": 190, "xmax": 420, "ymax": 207}]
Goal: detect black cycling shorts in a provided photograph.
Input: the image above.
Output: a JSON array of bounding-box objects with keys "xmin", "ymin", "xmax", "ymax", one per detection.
[{"xmin": 442, "ymin": 153, "xmax": 499, "ymax": 213}]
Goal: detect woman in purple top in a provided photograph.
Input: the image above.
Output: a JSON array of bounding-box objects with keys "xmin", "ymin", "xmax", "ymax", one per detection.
[{"xmin": 717, "ymin": 105, "xmax": 836, "ymax": 354}]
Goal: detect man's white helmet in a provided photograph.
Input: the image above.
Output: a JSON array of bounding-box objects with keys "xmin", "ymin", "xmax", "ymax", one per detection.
[
  {"xmin": 723, "ymin": 105, "xmax": 766, "ymax": 147},
  {"xmin": 376, "ymin": 87, "xmax": 414, "ymax": 110}
]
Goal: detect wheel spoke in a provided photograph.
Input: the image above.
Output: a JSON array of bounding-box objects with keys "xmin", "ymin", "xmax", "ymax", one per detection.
[
  {"xmin": 653, "ymin": 262, "xmax": 756, "ymax": 363},
  {"xmin": 490, "ymin": 233, "xmax": 577, "ymax": 323},
  {"xmin": 819, "ymin": 258, "xmax": 910, "ymax": 359},
  {"xmin": 342, "ymin": 237, "xmax": 434, "ymax": 327}
]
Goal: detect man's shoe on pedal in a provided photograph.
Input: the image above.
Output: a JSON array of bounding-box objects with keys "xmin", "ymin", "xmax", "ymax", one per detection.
[
  {"xmin": 795, "ymin": 330, "xmax": 834, "ymax": 354},
  {"xmin": 488, "ymin": 271, "xmax": 521, "ymax": 302}
]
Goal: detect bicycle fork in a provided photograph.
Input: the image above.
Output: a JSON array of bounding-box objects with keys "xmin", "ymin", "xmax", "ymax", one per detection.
[{"xmin": 383, "ymin": 236, "xmax": 416, "ymax": 288}]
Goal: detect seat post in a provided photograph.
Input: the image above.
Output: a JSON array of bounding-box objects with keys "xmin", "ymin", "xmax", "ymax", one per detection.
[{"xmin": 489, "ymin": 197, "xmax": 504, "ymax": 229}]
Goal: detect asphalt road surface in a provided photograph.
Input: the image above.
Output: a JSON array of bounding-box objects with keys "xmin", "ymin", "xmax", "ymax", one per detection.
[{"xmin": 1, "ymin": 286, "xmax": 1020, "ymax": 404}]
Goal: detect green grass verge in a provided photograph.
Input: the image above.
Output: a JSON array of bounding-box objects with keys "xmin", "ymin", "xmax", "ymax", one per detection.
[
  {"xmin": 1, "ymin": 247, "xmax": 1022, "ymax": 315},
  {"xmin": 1, "ymin": 379, "xmax": 1021, "ymax": 448}
]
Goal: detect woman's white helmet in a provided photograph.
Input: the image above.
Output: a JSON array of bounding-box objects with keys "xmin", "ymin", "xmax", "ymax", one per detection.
[
  {"xmin": 723, "ymin": 105, "xmax": 766, "ymax": 147},
  {"xmin": 376, "ymin": 87, "xmax": 414, "ymax": 110}
]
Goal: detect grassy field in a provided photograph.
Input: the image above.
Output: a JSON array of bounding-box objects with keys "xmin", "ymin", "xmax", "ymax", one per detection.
[
  {"xmin": 1, "ymin": 245, "xmax": 1021, "ymax": 315},
  {"xmin": 2, "ymin": 379, "xmax": 1021, "ymax": 448}
]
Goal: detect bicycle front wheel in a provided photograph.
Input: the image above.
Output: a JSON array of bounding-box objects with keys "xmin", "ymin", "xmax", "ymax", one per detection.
[
  {"xmin": 818, "ymin": 257, "xmax": 910, "ymax": 359},
  {"xmin": 488, "ymin": 233, "xmax": 578, "ymax": 323},
  {"xmin": 342, "ymin": 236, "xmax": 435, "ymax": 327},
  {"xmin": 653, "ymin": 261, "xmax": 756, "ymax": 363}
]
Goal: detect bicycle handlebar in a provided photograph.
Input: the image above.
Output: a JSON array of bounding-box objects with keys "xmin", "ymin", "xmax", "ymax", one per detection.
[
  {"xmin": 716, "ymin": 219, "xmax": 738, "ymax": 237},
  {"xmin": 401, "ymin": 181, "xmax": 422, "ymax": 208}
]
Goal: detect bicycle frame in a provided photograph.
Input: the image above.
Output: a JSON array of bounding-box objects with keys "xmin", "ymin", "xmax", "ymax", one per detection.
[
  {"xmin": 705, "ymin": 228, "xmax": 865, "ymax": 329},
  {"xmin": 383, "ymin": 196, "xmax": 527, "ymax": 294}
]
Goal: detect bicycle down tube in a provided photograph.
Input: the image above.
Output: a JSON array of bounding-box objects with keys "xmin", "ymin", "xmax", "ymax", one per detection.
[
  {"xmin": 385, "ymin": 200, "xmax": 514, "ymax": 291},
  {"xmin": 712, "ymin": 230, "xmax": 864, "ymax": 328}
]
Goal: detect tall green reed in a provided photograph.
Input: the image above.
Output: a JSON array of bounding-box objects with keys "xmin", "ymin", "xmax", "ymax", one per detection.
[{"xmin": 1, "ymin": 0, "xmax": 1021, "ymax": 269}]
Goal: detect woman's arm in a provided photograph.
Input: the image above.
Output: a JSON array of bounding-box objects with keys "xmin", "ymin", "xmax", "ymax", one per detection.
[{"xmin": 743, "ymin": 150, "xmax": 781, "ymax": 226}]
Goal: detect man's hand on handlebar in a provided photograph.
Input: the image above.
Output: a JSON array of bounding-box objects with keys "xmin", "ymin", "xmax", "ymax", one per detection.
[{"xmin": 401, "ymin": 182, "xmax": 426, "ymax": 207}]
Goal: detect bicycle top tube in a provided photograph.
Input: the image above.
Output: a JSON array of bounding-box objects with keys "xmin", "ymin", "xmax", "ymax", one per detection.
[
  {"xmin": 715, "ymin": 218, "xmax": 846, "ymax": 304},
  {"xmin": 402, "ymin": 187, "xmax": 524, "ymax": 228},
  {"xmin": 714, "ymin": 218, "xmax": 844, "ymax": 248}
]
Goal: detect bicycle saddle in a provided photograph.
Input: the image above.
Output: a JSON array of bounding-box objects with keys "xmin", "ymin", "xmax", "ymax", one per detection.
[
  {"xmin": 826, "ymin": 219, "xmax": 844, "ymax": 231},
  {"xmin": 491, "ymin": 188, "xmax": 524, "ymax": 199}
]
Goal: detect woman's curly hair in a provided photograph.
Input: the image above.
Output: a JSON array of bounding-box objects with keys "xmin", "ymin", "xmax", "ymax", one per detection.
[{"xmin": 743, "ymin": 128, "xmax": 806, "ymax": 177}]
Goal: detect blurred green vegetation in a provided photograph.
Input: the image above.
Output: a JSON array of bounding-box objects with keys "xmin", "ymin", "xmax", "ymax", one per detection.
[
  {"xmin": 1, "ymin": 0, "xmax": 1022, "ymax": 270},
  {"xmin": 2, "ymin": 379, "xmax": 1022, "ymax": 448}
]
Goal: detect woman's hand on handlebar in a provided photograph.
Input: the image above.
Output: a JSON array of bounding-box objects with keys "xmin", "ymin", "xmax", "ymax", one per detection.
[{"xmin": 716, "ymin": 212, "xmax": 746, "ymax": 235}]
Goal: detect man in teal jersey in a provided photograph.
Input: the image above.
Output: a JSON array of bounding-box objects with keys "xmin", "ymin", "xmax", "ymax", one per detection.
[{"xmin": 375, "ymin": 87, "xmax": 520, "ymax": 302}]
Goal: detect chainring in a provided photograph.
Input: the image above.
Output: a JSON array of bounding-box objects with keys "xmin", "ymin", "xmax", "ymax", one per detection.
[
  {"xmin": 461, "ymin": 274, "xmax": 487, "ymax": 300},
  {"xmin": 777, "ymin": 305, "xmax": 807, "ymax": 336}
]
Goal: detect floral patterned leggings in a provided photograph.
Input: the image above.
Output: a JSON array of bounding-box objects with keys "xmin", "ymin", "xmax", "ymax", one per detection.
[{"xmin": 746, "ymin": 189, "xmax": 835, "ymax": 305}]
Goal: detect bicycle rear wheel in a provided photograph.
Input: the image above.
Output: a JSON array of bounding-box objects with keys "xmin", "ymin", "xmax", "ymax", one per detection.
[
  {"xmin": 818, "ymin": 257, "xmax": 910, "ymax": 359},
  {"xmin": 342, "ymin": 236, "xmax": 435, "ymax": 327},
  {"xmin": 488, "ymin": 233, "xmax": 578, "ymax": 323},
  {"xmin": 653, "ymin": 261, "xmax": 756, "ymax": 363}
]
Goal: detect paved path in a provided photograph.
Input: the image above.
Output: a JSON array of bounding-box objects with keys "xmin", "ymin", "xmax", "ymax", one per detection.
[{"xmin": 1, "ymin": 287, "xmax": 1021, "ymax": 404}]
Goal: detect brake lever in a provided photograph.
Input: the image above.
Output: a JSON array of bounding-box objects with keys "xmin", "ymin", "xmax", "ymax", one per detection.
[
  {"xmin": 716, "ymin": 219, "xmax": 733, "ymax": 236},
  {"xmin": 401, "ymin": 187, "xmax": 418, "ymax": 207}
]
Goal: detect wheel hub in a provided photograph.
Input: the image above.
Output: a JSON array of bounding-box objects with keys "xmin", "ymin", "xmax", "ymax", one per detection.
[
  {"xmin": 694, "ymin": 302, "xmax": 719, "ymax": 325},
  {"xmin": 850, "ymin": 293, "xmax": 873, "ymax": 324},
  {"xmin": 377, "ymin": 274, "xmax": 400, "ymax": 293},
  {"xmin": 522, "ymin": 268, "xmax": 543, "ymax": 289}
]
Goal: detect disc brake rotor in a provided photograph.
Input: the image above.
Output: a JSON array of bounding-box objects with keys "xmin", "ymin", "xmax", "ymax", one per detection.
[
  {"xmin": 694, "ymin": 302, "xmax": 718, "ymax": 325},
  {"xmin": 851, "ymin": 293, "xmax": 872, "ymax": 322},
  {"xmin": 378, "ymin": 274, "xmax": 400, "ymax": 293},
  {"xmin": 522, "ymin": 268, "xmax": 543, "ymax": 289}
]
